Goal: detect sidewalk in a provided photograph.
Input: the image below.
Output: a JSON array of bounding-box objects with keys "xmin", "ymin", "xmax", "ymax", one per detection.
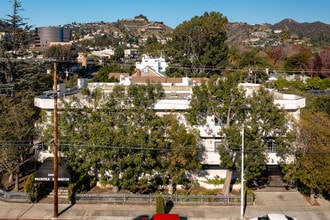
[{"xmin": 0, "ymin": 191, "xmax": 329, "ymax": 220}]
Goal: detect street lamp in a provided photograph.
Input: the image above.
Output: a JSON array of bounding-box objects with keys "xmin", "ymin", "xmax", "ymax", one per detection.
[
  {"xmin": 240, "ymin": 125, "xmax": 244, "ymax": 220},
  {"xmin": 53, "ymin": 63, "xmax": 58, "ymax": 218}
]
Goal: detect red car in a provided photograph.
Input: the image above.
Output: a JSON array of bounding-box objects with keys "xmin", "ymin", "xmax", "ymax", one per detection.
[{"xmin": 152, "ymin": 213, "xmax": 180, "ymax": 220}]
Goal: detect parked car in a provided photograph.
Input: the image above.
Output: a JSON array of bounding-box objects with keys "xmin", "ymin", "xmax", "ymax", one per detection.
[
  {"xmin": 249, "ymin": 213, "xmax": 297, "ymax": 220},
  {"xmin": 152, "ymin": 213, "xmax": 180, "ymax": 220}
]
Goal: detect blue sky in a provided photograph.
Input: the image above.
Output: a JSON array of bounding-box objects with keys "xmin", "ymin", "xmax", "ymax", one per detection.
[{"xmin": 1, "ymin": 0, "xmax": 330, "ymax": 28}]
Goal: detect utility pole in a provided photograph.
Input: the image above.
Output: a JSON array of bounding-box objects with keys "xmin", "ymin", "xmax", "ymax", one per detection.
[
  {"xmin": 240, "ymin": 126, "xmax": 244, "ymax": 220},
  {"xmin": 53, "ymin": 62, "xmax": 58, "ymax": 218}
]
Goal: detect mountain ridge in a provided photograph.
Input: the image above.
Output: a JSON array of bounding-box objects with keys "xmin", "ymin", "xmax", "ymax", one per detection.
[
  {"xmin": 1, "ymin": 17, "xmax": 330, "ymax": 47},
  {"xmin": 225, "ymin": 18, "xmax": 330, "ymax": 46},
  {"xmin": 272, "ymin": 18, "xmax": 330, "ymax": 38},
  {"xmin": 79, "ymin": 17, "xmax": 330, "ymax": 46}
]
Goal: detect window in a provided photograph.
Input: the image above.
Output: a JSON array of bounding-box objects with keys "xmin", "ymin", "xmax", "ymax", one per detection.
[
  {"xmin": 214, "ymin": 117, "xmax": 220, "ymax": 126},
  {"xmin": 266, "ymin": 140, "xmax": 277, "ymax": 153}
]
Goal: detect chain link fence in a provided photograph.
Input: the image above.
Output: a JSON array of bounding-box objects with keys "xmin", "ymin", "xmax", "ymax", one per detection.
[
  {"xmin": 75, "ymin": 193, "xmax": 254, "ymax": 205},
  {"xmin": 0, "ymin": 190, "xmax": 30, "ymax": 203}
]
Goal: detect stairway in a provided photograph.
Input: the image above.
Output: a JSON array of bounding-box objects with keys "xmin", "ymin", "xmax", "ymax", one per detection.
[
  {"xmin": 257, "ymin": 165, "xmax": 296, "ymax": 192},
  {"xmin": 49, "ymin": 188, "xmax": 69, "ymax": 198},
  {"xmin": 39, "ymin": 188, "xmax": 70, "ymax": 204},
  {"xmin": 269, "ymin": 175, "xmax": 285, "ymax": 187}
]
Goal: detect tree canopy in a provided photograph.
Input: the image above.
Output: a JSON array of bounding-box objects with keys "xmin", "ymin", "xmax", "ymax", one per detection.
[
  {"xmin": 41, "ymin": 83, "xmax": 200, "ymax": 193},
  {"xmin": 283, "ymin": 111, "xmax": 330, "ymax": 197},
  {"xmin": 0, "ymin": 89, "xmax": 39, "ymax": 190},
  {"xmin": 187, "ymin": 72, "xmax": 292, "ymax": 190},
  {"xmin": 165, "ymin": 12, "xmax": 229, "ymax": 77},
  {"xmin": 143, "ymin": 35, "xmax": 164, "ymax": 58},
  {"xmin": 3, "ymin": 0, "xmax": 31, "ymax": 54},
  {"xmin": 43, "ymin": 45, "xmax": 78, "ymax": 60}
]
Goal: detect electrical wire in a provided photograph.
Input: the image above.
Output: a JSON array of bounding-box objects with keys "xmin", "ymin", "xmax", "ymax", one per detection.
[{"xmin": 0, "ymin": 141, "xmax": 328, "ymax": 154}]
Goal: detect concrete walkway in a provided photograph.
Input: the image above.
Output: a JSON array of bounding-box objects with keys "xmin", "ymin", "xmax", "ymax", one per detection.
[{"xmin": 0, "ymin": 191, "xmax": 329, "ymax": 220}]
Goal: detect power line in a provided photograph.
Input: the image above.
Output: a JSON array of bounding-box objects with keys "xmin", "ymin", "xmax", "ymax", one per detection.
[
  {"xmin": 108, "ymin": 61, "xmax": 330, "ymax": 73},
  {"xmin": 1, "ymin": 141, "xmax": 328, "ymax": 154}
]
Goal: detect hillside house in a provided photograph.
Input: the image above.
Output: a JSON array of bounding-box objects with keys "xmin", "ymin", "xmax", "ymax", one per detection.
[{"xmin": 135, "ymin": 55, "xmax": 168, "ymax": 76}]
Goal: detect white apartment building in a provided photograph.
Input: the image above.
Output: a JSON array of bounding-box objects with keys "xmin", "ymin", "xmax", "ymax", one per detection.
[
  {"xmin": 91, "ymin": 48, "xmax": 115, "ymax": 59},
  {"xmin": 34, "ymin": 74, "xmax": 305, "ymax": 179},
  {"xmin": 135, "ymin": 55, "xmax": 168, "ymax": 76}
]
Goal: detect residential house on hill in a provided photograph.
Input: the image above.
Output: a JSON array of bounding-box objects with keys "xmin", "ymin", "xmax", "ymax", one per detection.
[{"xmin": 135, "ymin": 55, "xmax": 168, "ymax": 76}]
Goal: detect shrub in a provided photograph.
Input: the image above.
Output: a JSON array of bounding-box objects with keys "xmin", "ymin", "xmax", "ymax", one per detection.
[
  {"xmin": 207, "ymin": 176, "xmax": 225, "ymax": 186},
  {"xmin": 245, "ymin": 188, "xmax": 255, "ymax": 203},
  {"xmin": 24, "ymin": 173, "xmax": 39, "ymax": 202},
  {"xmin": 200, "ymin": 189, "xmax": 217, "ymax": 196},
  {"xmin": 69, "ymin": 174, "xmax": 97, "ymax": 203},
  {"xmin": 155, "ymin": 196, "xmax": 165, "ymax": 214}
]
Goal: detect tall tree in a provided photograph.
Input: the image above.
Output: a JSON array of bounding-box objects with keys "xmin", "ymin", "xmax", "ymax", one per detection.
[
  {"xmin": 283, "ymin": 111, "xmax": 330, "ymax": 203},
  {"xmin": 161, "ymin": 115, "xmax": 201, "ymax": 194},
  {"xmin": 111, "ymin": 45, "xmax": 125, "ymax": 62},
  {"xmin": 143, "ymin": 35, "xmax": 164, "ymax": 58},
  {"xmin": 43, "ymin": 45, "xmax": 78, "ymax": 60},
  {"xmin": 238, "ymin": 49, "xmax": 273, "ymax": 69},
  {"xmin": 284, "ymin": 47, "xmax": 313, "ymax": 74},
  {"xmin": 0, "ymin": 0, "xmax": 35, "ymax": 84},
  {"xmin": 101, "ymin": 83, "xmax": 166, "ymax": 192},
  {"xmin": 41, "ymin": 83, "xmax": 198, "ymax": 193},
  {"xmin": 187, "ymin": 72, "xmax": 292, "ymax": 194},
  {"xmin": 5, "ymin": 0, "xmax": 30, "ymax": 54},
  {"xmin": 238, "ymin": 49, "xmax": 273, "ymax": 83},
  {"xmin": 267, "ymin": 46, "xmax": 284, "ymax": 66},
  {"xmin": 0, "ymin": 90, "xmax": 39, "ymax": 190},
  {"xmin": 281, "ymin": 28, "xmax": 291, "ymax": 44},
  {"xmin": 165, "ymin": 12, "xmax": 229, "ymax": 77}
]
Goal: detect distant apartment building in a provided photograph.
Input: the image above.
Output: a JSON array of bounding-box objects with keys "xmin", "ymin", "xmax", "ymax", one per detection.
[
  {"xmin": 124, "ymin": 48, "xmax": 139, "ymax": 59},
  {"xmin": 135, "ymin": 56, "xmax": 168, "ymax": 76},
  {"xmin": 35, "ymin": 27, "xmax": 72, "ymax": 48},
  {"xmin": 91, "ymin": 48, "xmax": 115, "ymax": 59}
]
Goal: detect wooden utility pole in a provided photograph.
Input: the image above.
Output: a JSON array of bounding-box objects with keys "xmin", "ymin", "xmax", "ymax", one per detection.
[
  {"xmin": 240, "ymin": 126, "xmax": 244, "ymax": 220},
  {"xmin": 53, "ymin": 62, "xmax": 58, "ymax": 218}
]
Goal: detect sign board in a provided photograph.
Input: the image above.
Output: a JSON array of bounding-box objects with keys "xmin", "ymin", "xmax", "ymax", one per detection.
[{"xmin": 34, "ymin": 157, "xmax": 71, "ymax": 182}]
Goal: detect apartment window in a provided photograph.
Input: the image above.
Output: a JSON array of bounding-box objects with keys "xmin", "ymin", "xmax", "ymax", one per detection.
[
  {"xmin": 266, "ymin": 140, "xmax": 277, "ymax": 153},
  {"xmin": 214, "ymin": 117, "xmax": 220, "ymax": 126}
]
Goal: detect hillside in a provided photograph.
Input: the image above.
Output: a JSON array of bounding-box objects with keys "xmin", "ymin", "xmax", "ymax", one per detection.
[
  {"xmin": 115, "ymin": 18, "xmax": 173, "ymax": 40},
  {"xmin": 225, "ymin": 22, "xmax": 273, "ymax": 46},
  {"xmin": 272, "ymin": 18, "xmax": 330, "ymax": 39},
  {"xmin": 225, "ymin": 18, "xmax": 330, "ymax": 47},
  {"xmin": 64, "ymin": 17, "xmax": 330, "ymax": 47},
  {"xmin": 64, "ymin": 18, "xmax": 173, "ymax": 41},
  {"xmin": 1, "ymin": 17, "xmax": 330, "ymax": 47}
]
